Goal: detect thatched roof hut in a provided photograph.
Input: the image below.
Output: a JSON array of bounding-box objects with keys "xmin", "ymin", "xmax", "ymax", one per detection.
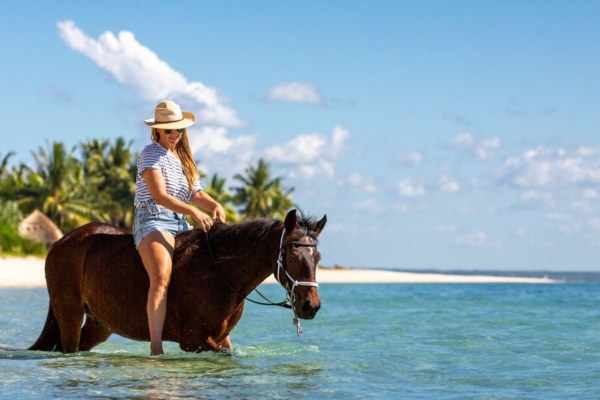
[{"xmin": 18, "ymin": 210, "xmax": 63, "ymax": 246}]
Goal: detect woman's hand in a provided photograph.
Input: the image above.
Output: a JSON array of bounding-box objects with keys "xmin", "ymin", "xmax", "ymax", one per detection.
[
  {"xmin": 190, "ymin": 192, "xmax": 226, "ymax": 225},
  {"xmin": 212, "ymin": 203, "xmax": 226, "ymax": 223},
  {"xmin": 191, "ymin": 209, "xmax": 214, "ymax": 232}
]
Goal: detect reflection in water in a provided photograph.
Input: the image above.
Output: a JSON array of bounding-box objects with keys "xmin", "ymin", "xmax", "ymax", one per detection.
[{"xmin": 0, "ymin": 344, "xmax": 326, "ymax": 398}]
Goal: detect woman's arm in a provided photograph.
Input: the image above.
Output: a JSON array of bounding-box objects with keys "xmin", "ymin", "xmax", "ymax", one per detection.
[
  {"xmin": 142, "ymin": 168, "xmax": 214, "ymax": 228},
  {"xmin": 191, "ymin": 190, "xmax": 226, "ymax": 222}
]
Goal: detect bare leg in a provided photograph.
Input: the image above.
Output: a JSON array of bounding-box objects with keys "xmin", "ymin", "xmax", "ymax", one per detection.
[
  {"xmin": 220, "ymin": 335, "xmax": 232, "ymax": 349},
  {"xmin": 138, "ymin": 230, "xmax": 175, "ymax": 355}
]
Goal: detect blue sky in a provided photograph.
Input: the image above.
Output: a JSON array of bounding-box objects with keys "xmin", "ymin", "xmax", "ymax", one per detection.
[{"xmin": 2, "ymin": 1, "xmax": 599, "ymax": 271}]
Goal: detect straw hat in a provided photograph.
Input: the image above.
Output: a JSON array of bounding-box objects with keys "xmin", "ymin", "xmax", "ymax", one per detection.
[{"xmin": 143, "ymin": 100, "xmax": 196, "ymax": 129}]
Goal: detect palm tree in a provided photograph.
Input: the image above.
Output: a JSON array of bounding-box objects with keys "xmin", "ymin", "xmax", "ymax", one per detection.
[
  {"xmin": 80, "ymin": 138, "xmax": 137, "ymax": 229},
  {"xmin": 0, "ymin": 151, "xmax": 14, "ymax": 179},
  {"xmin": 0, "ymin": 151, "xmax": 18, "ymax": 200},
  {"xmin": 203, "ymin": 174, "xmax": 239, "ymax": 222},
  {"xmin": 0, "ymin": 163, "xmax": 27, "ymax": 202},
  {"xmin": 17, "ymin": 142, "xmax": 107, "ymax": 233},
  {"xmin": 231, "ymin": 159, "xmax": 294, "ymax": 220}
]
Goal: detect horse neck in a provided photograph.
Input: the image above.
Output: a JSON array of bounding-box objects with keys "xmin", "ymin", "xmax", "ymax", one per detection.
[{"xmin": 219, "ymin": 224, "xmax": 284, "ymax": 297}]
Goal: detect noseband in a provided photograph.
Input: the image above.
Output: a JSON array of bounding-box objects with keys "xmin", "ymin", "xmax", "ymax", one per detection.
[
  {"xmin": 275, "ymin": 228, "xmax": 319, "ymax": 293},
  {"xmin": 275, "ymin": 228, "xmax": 319, "ymax": 336}
]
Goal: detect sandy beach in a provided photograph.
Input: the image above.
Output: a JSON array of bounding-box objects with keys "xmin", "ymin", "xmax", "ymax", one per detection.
[{"xmin": 0, "ymin": 255, "xmax": 559, "ymax": 288}]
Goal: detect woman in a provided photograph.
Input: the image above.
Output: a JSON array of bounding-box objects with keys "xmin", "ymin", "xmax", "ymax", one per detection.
[{"xmin": 133, "ymin": 100, "xmax": 227, "ymax": 355}]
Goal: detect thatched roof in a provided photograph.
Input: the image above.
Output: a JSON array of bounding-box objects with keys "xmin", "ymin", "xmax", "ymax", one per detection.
[{"xmin": 18, "ymin": 210, "xmax": 63, "ymax": 245}]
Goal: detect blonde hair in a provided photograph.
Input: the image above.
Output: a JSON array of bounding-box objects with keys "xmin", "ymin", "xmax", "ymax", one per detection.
[{"xmin": 151, "ymin": 128, "xmax": 198, "ymax": 190}]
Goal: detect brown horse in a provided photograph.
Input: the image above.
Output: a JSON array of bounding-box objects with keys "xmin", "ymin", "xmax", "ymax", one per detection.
[{"xmin": 28, "ymin": 209, "xmax": 326, "ymax": 353}]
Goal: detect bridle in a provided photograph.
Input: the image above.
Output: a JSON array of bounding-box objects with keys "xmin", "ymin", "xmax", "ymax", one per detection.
[
  {"xmin": 275, "ymin": 228, "xmax": 319, "ymax": 336},
  {"xmin": 204, "ymin": 227, "xmax": 319, "ymax": 336}
]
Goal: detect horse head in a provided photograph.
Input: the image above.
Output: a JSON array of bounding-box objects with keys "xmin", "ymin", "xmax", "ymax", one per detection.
[{"xmin": 276, "ymin": 209, "xmax": 327, "ymax": 320}]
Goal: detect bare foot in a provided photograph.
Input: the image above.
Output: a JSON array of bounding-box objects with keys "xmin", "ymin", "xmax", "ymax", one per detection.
[
  {"xmin": 220, "ymin": 335, "xmax": 232, "ymax": 349},
  {"xmin": 150, "ymin": 344, "xmax": 164, "ymax": 356}
]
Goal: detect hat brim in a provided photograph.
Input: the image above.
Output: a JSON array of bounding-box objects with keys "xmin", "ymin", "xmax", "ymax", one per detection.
[{"xmin": 143, "ymin": 111, "xmax": 196, "ymax": 129}]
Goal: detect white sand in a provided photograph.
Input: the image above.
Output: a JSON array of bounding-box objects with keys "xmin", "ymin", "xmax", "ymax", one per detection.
[
  {"xmin": 0, "ymin": 255, "xmax": 559, "ymax": 288},
  {"xmin": 0, "ymin": 256, "xmax": 47, "ymax": 288}
]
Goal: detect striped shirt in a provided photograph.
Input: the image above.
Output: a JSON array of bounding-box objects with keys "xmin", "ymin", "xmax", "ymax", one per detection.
[{"xmin": 134, "ymin": 142, "xmax": 202, "ymax": 213}]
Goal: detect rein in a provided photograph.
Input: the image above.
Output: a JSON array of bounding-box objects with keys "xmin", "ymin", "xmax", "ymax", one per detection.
[
  {"xmin": 204, "ymin": 232, "xmax": 289, "ymax": 308},
  {"xmin": 204, "ymin": 228, "xmax": 318, "ymax": 336}
]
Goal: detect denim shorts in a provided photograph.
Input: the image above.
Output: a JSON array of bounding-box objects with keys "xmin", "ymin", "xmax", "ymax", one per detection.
[{"xmin": 133, "ymin": 205, "xmax": 191, "ymax": 248}]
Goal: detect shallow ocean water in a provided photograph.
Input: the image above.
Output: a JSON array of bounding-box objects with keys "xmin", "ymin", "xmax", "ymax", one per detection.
[{"xmin": 2, "ymin": 283, "xmax": 600, "ymax": 399}]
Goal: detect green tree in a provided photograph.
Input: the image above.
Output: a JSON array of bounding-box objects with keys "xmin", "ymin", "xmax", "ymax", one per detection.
[
  {"xmin": 203, "ymin": 173, "xmax": 239, "ymax": 222},
  {"xmin": 0, "ymin": 151, "xmax": 14, "ymax": 179},
  {"xmin": 232, "ymin": 159, "xmax": 294, "ymax": 220},
  {"xmin": 81, "ymin": 138, "xmax": 137, "ymax": 229},
  {"xmin": 17, "ymin": 142, "xmax": 107, "ymax": 233},
  {"xmin": 0, "ymin": 151, "xmax": 21, "ymax": 200},
  {"xmin": 0, "ymin": 199, "xmax": 23, "ymax": 228}
]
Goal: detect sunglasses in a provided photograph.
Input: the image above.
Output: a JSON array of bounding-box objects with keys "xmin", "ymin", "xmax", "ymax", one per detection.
[{"xmin": 164, "ymin": 129, "xmax": 184, "ymax": 134}]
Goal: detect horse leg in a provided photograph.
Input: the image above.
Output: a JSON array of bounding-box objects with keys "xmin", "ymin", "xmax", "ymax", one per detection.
[
  {"xmin": 43, "ymin": 235, "xmax": 90, "ymax": 353},
  {"xmin": 78, "ymin": 312, "xmax": 112, "ymax": 352},
  {"xmin": 217, "ymin": 301, "xmax": 245, "ymax": 349},
  {"xmin": 177, "ymin": 332, "xmax": 219, "ymax": 352},
  {"xmin": 50, "ymin": 299, "xmax": 85, "ymax": 353}
]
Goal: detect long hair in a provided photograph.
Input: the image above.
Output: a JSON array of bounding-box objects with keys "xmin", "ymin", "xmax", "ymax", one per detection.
[{"xmin": 152, "ymin": 128, "xmax": 198, "ymax": 190}]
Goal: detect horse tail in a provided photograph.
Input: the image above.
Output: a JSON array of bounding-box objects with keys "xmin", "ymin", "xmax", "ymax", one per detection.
[{"xmin": 28, "ymin": 302, "xmax": 62, "ymax": 352}]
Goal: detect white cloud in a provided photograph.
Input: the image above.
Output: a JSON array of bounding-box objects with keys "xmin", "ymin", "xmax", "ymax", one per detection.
[
  {"xmin": 397, "ymin": 179, "xmax": 426, "ymax": 197},
  {"xmin": 188, "ymin": 127, "xmax": 257, "ymax": 178},
  {"xmin": 451, "ymin": 132, "xmax": 474, "ymax": 148},
  {"xmin": 348, "ymin": 173, "xmax": 377, "ymax": 193},
  {"xmin": 266, "ymin": 82, "xmax": 322, "ymax": 105},
  {"xmin": 396, "ymin": 151, "xmax": 423, "ymax": 167},
  {"xmin": 577, "ymin": 146, "xmax": 597, "ymax": 157},
  {"xmin": 290, "ymin": 161, "xmax": 335, "ymax": 179},
  {"xmin": 263, "ymin": 125, "xmax": 349, "ymax": 179},
  {"xmin": 498, "ymin": 146, "xmax": 600, "ymax": 189},
  {"xmin": 57, "ymin": 20, "xmax": 245, "ymax": 128},
  {"xmin": 439, "ymin": 175, "xmax": 460, "ymax": 193},
  {"xmin": 570, "ymin": 201, "xmax": 595, "ymax": 214},
  {"xmin": 520, "ymin": 190, "xmax": 554, "ymax": 204},
  {"xmin": 476, "ymin": 138, "xmax": 502, "ymax": 160},
  {"xmin": 582, "ymin": 189, "xmax": 599, "ymax": 199},
  {"xmin": 449, "ymin": 133, "xmax": 501, "ymax": 160},
  {"xmin": 264, "ymin": 133, "xmax": 327, "ymax": 164}
]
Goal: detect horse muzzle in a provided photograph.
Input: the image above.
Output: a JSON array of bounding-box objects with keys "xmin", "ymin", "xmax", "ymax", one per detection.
[{"xmin": 297, "ymin": 298, "xmax": 321, "ymax": 320}]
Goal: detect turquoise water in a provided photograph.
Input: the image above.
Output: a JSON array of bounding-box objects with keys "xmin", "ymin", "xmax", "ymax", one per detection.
[{"xmin": 2, "ymin": 283, "xmax": 600, "ymax": 398}]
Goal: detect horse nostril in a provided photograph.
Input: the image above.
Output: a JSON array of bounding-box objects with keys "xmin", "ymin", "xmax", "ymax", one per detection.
[{"xmin": 302, "ymin": 300, "xmax": 314, "ymax": 314}]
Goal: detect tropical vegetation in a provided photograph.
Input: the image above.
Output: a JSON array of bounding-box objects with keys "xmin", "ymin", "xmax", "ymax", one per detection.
[
  {"xmin": 0, "ymin": 140, "xmax": 295, "ymax": 254},
  {"xmin": 0, "ymin": 199, "xmax": 46, "ymax": 256}
]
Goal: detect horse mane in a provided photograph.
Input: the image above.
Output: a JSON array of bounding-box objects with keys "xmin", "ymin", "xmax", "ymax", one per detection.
[
  {"xmin": 284, "ymin": 210, "xmax": 322, "ymax": 244},
  {"xmin": 174, "ymin": 211, "xmax": 320, "ymax": 268}
]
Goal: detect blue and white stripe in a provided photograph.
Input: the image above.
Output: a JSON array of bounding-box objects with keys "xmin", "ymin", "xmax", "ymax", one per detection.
[{"xmin": 134, "ymin": 142, "xmax": 202, "ymax": 213}]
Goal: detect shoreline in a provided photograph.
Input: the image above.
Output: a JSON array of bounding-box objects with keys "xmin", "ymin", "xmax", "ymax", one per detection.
[
  {"xmin": 263, "ymin": 267, "xmax": 561, "ymax": 284},
  {"xmin": 0, "ymin": 256, "xmax": 562, "ymax": 288}
]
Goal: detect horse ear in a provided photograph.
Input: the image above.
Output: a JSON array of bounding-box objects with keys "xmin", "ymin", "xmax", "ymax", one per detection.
[
  {"xmin": 284, "ymin": 209, "xmax": 298, "ymax": 232},
  {"xmin": 314, "ymin": 215, "xmax": 327, "ymax": 236}
]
